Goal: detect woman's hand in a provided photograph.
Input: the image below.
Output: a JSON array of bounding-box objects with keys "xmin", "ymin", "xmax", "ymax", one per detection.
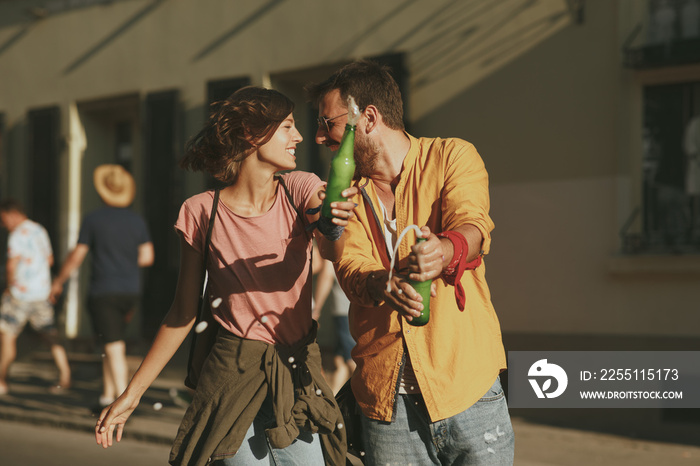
[
  {"xmin": 95, "ymin": 392, "xmax": 141, "ymax": 448},
  {"xmin": 318, "ymin": 186, "xmax": 359, "ymax": 226},
  {"xmin": 315, "ymin": 186, "xmax": 360, "ymax": 262}
]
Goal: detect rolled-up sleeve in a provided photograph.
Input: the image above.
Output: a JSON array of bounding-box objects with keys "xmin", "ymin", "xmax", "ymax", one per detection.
[{"xmin": 441, "ymin": 141, "xmax": 494, "ymax": 254}]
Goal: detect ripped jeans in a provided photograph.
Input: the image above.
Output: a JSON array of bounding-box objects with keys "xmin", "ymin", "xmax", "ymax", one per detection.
[
  {"xmin": 212, "ymin": 395, "xmax": 324, "ymax": 465},
  {"xmin": 361, "ymin": 377, "xmax": 514, "ymax": 465}
]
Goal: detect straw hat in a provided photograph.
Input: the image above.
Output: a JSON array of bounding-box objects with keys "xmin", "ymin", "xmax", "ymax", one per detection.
[{"xmin": 93, "ymin": 164, "xmax": 136, "ymax": 207}]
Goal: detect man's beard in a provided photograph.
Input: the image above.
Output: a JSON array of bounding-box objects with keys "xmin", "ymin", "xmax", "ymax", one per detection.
[{"xmin": 353, "ymin": 133, "xmax": 380, "ymax": 179}]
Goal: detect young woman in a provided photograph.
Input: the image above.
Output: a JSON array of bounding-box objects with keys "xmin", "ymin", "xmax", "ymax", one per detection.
[{"xmin": 94, "ymin": 86, "xmax": 357, "ymax": 465}]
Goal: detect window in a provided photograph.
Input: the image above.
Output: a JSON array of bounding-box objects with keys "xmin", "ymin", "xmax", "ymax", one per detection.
[
  {"xmin": 621, "ymin": 1, "xmax": 700, "ymax": 254},
  {"xmin": 639, "ymin": 80, "xmax": 700, "ymax": 253},
  {"xmin": 625, "ymin": 0, "xmax": 700, "ymax": 69}
]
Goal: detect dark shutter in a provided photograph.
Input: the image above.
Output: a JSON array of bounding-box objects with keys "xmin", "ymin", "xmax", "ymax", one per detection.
[
  {"xmin": 27, "ymin": 106, "xmax": 61, "ymax": 272},
  {"xmin": 206, "ymin": 76, "xmax": 251, "ymax": 112},
  {"xmin": 141, "ymin": 90, "xmax": 182, "ymax": 339},
  {"xmin": 0, "ymin": 113, "xmax": 6, "ymax": 288}
]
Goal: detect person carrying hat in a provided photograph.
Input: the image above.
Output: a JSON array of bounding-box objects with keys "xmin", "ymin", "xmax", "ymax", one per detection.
[{"xmin": 50, "ymin": 164, "xmax": 154, "ymax": 408}]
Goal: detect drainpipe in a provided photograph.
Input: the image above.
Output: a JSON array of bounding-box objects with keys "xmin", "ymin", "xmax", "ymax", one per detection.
[{"xmin": 65, "ymin": 103, "xmax": 86, "ymax": 339}]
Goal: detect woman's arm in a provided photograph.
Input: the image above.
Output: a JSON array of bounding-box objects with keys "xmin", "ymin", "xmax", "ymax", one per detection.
[
  {"xmin": 312, "ymin": 254, "xmax": 336, "ymax": 321},
  {"xmin": 96, "ymin": 234, "xmax": 203, "ymax": 448},
  {"xmin": 311, "ymin": 186, "xmax": 359, "ymax": 263}
]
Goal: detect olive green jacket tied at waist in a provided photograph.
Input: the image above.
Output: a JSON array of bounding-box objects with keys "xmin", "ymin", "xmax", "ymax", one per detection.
[{"xmin": 169, "ymin": 322, "xmax": 346, "ymax": 465}]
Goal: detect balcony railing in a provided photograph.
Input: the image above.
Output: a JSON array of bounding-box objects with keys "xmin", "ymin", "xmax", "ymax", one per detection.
[{"xmin": 625, "ymin": 37, "xmax": 700, "ymax": 69}]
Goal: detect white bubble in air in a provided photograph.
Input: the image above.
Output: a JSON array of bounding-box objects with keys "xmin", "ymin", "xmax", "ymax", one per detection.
[
  {"xmin": 195, "ymin": 321, "xmax": 208, "ymax": 333},
  {"xmin": 153, "ymin": 402, "xmax": 163, "ymax": 411}
]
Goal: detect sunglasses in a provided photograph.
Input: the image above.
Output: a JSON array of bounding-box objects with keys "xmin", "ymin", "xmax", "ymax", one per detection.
[{"xmin": 317, "ymin": 112, "xmax": 348, "ymax": 133}]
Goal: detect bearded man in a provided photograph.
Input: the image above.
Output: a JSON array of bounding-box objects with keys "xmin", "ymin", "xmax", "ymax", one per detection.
[{"xmin": 307, "ymin": 60, "xmax": 514, "ymax": 465}]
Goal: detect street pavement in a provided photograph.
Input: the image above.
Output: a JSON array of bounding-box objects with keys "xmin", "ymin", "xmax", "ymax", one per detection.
[
  {"xmin": 0, "ymin": 421, "xmax": 172, "ymax": 466},
  {"xmin": 1, "ymin": 347, "xmax": 700, "ymax": 465},
  {"xmin": 0, "ymin": 349, "xmax": 187, "ymax": 446}
]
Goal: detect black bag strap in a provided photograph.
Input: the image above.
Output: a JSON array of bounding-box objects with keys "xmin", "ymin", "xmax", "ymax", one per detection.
[
  {"xmin": 276, "ymin": 174, "xmax": 302, "ymax": 223},
  {"xmin": 184, "ymin": 189, "xmax": 221, "ymax": 390},
  {"xmin": 197, "ymin": 189, "xmax": 220, "ymax": 311},
  {"xmin": 276, "ymin": 174, "xmax": 314, "ymax": 278}
]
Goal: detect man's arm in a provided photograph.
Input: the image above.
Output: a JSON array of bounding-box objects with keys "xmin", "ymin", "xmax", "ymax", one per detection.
[
  {"xmin": 4, "ymin": 256, "xmax": 19, "ymax": 295},
  {"xmin": 406, "ymin": 224, "xmax": 482, "ymax": 284},
  {"xmin": 138, "ymin": 242, "xmax": 155, "ymax": 267},
  {"xmin": 368, "ymin": 141, "xmax": 493, "ymax": 318},
  {"xmin": 49, "ymin": 244, "xmax": 89, "ymax": 304},
  {"xmin": 409, "ymin": 140, "xmax": 492, "ymax": 281}
]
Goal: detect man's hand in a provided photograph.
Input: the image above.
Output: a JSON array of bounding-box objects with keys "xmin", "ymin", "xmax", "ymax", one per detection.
[
  {"xmin": 407, "ymin": 226, "xmax": 446, "ymax": 283},
  {"xmin": 48, "ymin": 244, "xmax": 89, "ymax": 304},
  {"xmin": 48, "ymin": 280, "xmax": 63, "ymax": 305},
  {"xmin": 368, "ymin": 270, "xmax": 436, "ymax": 322}
]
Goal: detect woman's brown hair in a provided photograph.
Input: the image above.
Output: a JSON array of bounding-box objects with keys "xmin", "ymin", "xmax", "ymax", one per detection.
[{"xmin": 180, "ymin": 86, "xmax": 295, "ymax": 184}]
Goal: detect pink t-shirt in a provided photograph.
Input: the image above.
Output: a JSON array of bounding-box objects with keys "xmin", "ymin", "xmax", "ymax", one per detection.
[{"xmin": 175, "ymin": 171, "xmax": 324, "ymax": 346}]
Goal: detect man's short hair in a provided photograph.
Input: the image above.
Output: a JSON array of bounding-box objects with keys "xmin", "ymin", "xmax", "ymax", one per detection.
[
  {"xmin": 306, "ymin": 60, "xmax": 405, "ymax": 131},
  {"xmin": 0, "ymin": 199, "xmax": 25, "ymax": 214}
]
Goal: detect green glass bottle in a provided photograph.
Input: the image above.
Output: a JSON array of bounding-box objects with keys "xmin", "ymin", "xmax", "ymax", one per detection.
[
  {"xmin": 321, "ymin": 123, "xmax": 356, "ymax": 218},
  {"xmin": 407, "ymin": 237, "xmax": 431, "ymax": 326}
]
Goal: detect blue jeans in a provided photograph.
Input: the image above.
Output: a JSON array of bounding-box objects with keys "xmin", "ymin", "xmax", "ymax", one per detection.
[
  {"xmin": 213, "ymin": 396, "xmax": 324, "ymax": 465},
  {"xmin": 361, "ymin": 377, "xmax": 514, "ymax": 465}
]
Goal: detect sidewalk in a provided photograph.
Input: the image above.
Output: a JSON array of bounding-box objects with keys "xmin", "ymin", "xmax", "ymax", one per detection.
[
  {"xmin": 1, "ymin": 349, "xmax": 700, "ymax": 465},
  {"xmin": 0, "ymin": 349, "xmax": 188, "ymax": 445}
]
